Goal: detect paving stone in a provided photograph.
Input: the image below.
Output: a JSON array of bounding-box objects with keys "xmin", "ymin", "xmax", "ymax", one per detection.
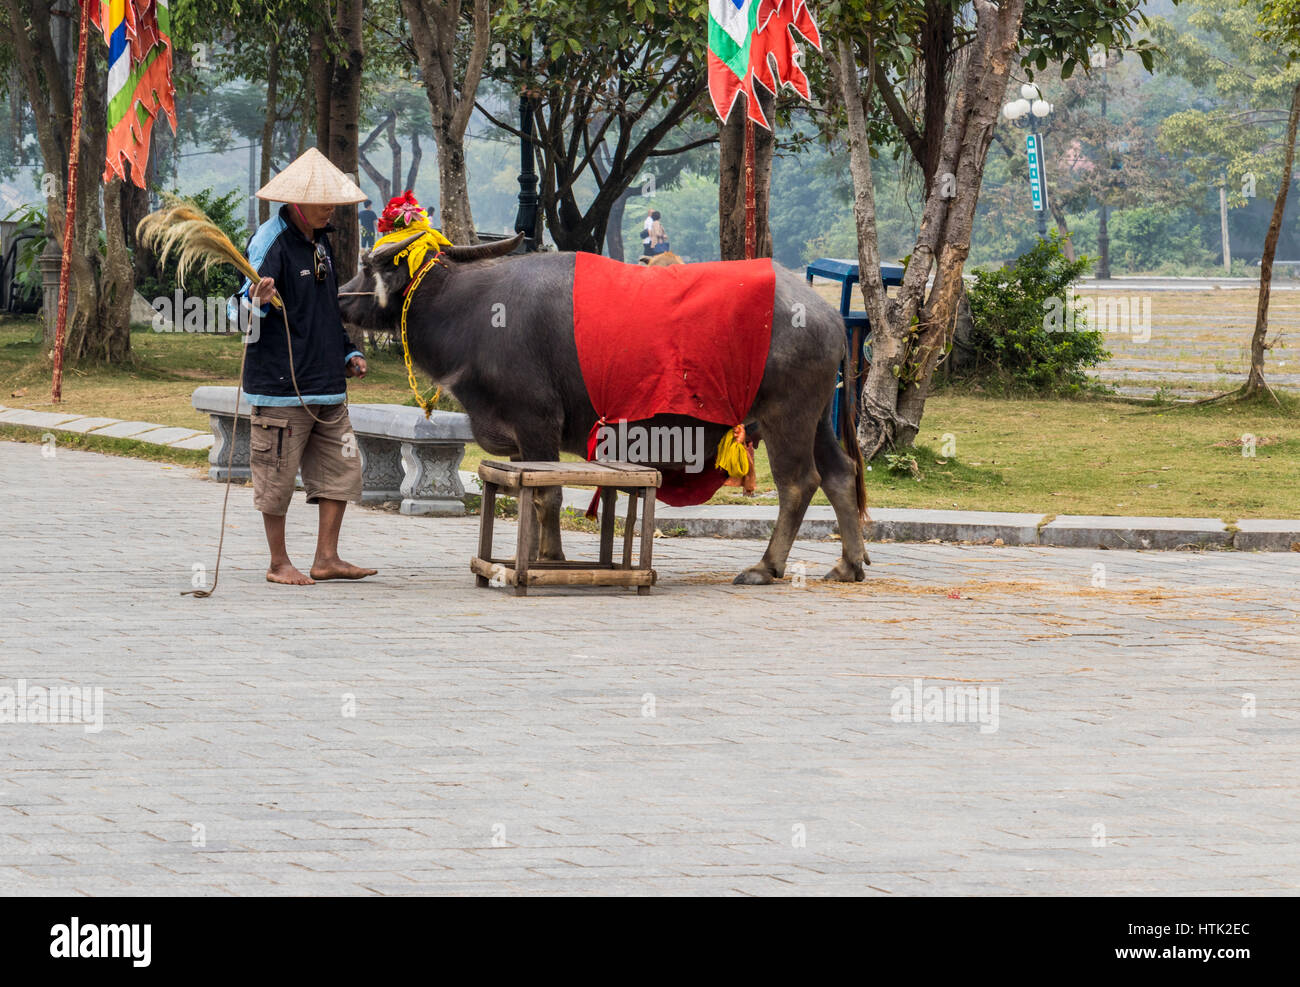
[
  {"xmin": 2, "ymin": 440, "xmax": 1299, "ymax": 895},
  {"xmin": 54, "ymin": 417, "xmax": 123, "ymax": 434},
  {"xmin": 127, "ymin": 426, "xmax": 205, "ymax": 446},
  {"xmin": 0, "ymin": 408, "xmax": 84, "ymax": 427},
  {"xmin": 84, "ymin": 420, "xmax": 165, "ymax": 439},
  {"xmin": 169, "ymin": 434, "xmax": 216, "ymax": 450}
]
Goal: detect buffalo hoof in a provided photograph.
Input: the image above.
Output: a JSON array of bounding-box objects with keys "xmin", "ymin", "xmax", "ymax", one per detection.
[
  {"xmin": 824, "ymin": 559, "xmax": 866, "ymax": 582},
  {"xmin": 733, "ymin": 565, "xmax": 775, "ymax": 585}
]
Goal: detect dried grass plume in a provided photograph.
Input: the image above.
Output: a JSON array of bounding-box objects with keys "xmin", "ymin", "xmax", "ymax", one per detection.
[{"xmin": 136, "ymin": 198, "xmax": 281, "ymax": 309}]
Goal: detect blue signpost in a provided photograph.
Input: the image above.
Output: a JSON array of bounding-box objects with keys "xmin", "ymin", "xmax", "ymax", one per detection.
[{"xmin": 1026, "ymin": 132, "xmax": 1049, "ymax": 237}]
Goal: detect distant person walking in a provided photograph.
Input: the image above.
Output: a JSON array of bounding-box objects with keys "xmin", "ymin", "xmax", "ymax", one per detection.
[
  {"xmin": 647, "ymin": 210, "xmax": 670, "ymax": 256},
  {"xmin": 639, "ymin": 208, "xmax": 655, "ymax": 260},
  {"xmin": 358, "ymin": 199, "xmax": 377, "ymax": 251}
]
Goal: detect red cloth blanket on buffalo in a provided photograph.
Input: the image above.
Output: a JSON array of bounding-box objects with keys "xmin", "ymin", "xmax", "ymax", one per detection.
[{"xmin": 572, "ymin": 252, "xmax": 775, "ymax": 508}]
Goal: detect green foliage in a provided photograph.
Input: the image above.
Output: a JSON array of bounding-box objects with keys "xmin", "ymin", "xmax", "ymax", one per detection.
[
  {"xmin": 1068, "ymin": 204, "xmax": 1215, "ymax": 271},
  {"xmin": 135, "ymin": 187, "xmax": 247, "ymax": 315},
  {"xmin": 1153, "ymin": 0, "xmax": 1300, "ymax": 207},
  {"xmin": 883, "ymin": 451, "xmax": 921, "ymax": 479},
  {"xmin": 2, "ymin": 203, "xmax": 48, "ymax": 291},
  {"xmin": 1259, "ymin": 0, "xmax": 1300, "ymax": 56},
  {"xmin": 963, "ymin": 234, "xmax": 1109, "ymax": 394}
]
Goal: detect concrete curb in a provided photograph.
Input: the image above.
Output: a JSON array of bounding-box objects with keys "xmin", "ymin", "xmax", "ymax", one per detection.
[{"xmin": 0, "ymin": 404, "xmax": 212, "ymax": 450}]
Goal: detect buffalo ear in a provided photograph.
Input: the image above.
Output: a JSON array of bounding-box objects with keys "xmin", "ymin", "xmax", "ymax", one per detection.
[
  {"xmin": 444, "ymin": 231, "xmax": 525, "ymax": 263},
  {"xmin": 368, "ymin": 232, "xmax": 424, "ymax": 266}
]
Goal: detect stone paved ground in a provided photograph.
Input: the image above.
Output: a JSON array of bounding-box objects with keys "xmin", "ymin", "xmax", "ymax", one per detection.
[{"xmin": 2, "ymin": 441, "xmax": 1299, "ymax": 896}]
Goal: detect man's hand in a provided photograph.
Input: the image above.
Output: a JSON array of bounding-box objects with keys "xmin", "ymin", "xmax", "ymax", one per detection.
[
  {"xmin": 250, "ymin": 276, "xmax": 276, "ymax": 306},
  {"xmin": 347, "ymin": 355, "xmax": 368, "ymax": 379}
]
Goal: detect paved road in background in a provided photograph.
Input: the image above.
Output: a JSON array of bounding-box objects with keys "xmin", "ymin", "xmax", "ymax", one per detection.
[
  {"xmin": 2, "ymin": 442, "xmax": 1298, "ymax": 895},
  {"xmin": 1075, "ymin": 276, "xmax": 1300, "ymax": 291}
]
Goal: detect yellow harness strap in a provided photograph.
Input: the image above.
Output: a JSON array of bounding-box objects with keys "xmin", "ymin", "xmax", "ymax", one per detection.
[{"xmin": 400, "ymin": 253, "xmax": 444, "ymax": 418}]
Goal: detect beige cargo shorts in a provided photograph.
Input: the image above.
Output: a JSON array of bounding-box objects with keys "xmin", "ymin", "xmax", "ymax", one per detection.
[{"xmin": 249, "ymin": 403, "xmax": 363, "ymax": 516}]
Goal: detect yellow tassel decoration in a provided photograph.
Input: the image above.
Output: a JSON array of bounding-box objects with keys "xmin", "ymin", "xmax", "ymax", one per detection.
[
  {"xmin": 372, "ymin": 219, "xmax": 453, "ymax": 278},
  {"xmin": 715, "ymin": 425, "xmax": 750, "ymax": 479}
]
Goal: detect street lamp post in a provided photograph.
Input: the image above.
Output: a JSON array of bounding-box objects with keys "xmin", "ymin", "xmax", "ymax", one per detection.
[
  {"xmin": 513, "ymin": 43, "xmax": 540, "ymax": 252},
  {"xmin": 1003, "ymin": 84, "xmax": 1054, "ymax": 240}
]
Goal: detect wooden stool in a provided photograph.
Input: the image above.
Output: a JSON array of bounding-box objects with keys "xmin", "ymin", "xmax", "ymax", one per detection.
[{"xmin": 472, "ymin": 461, "xmax": 661, "ymax": 596}]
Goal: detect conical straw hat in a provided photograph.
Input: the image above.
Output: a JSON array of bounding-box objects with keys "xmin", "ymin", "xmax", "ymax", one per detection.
[{"xmin": 256, "ymin": 147, "xmax": 366, "ymax": 204}]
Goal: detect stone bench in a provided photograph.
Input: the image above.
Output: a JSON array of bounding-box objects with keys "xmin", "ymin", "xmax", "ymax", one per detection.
[{"xmin": 192, "ymin": 386, "xmax": 473, "ymax": 516}]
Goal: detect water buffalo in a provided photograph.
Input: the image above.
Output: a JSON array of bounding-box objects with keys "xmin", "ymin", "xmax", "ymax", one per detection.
[{"xmin": 337, "ymin": 232, "xmax": 869, "ymax": 584}]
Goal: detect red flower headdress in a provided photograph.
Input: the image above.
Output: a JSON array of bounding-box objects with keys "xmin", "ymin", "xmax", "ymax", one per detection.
[{"xmin": 376, "ymin": 189, "xmax": 427, "ymax": 234}]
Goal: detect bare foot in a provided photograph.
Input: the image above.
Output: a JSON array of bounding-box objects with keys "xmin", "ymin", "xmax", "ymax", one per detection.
[
  {"xmin": 267, "ymin": 562, "xmax": 315, "ymax": 585},
  {"xmin": 309, "ymin": 558, "xmax": 378, "ymax": 581}
]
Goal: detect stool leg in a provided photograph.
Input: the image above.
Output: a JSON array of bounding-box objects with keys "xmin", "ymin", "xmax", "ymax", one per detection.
[
  {"xmin": 476, "ymin": 482, "xmax": 497, "ymax": 587},
  {"xmin": 515, "ymin": 487, "xmax": 533, "ymax": 596},
  {"xmin": 622, "ymin": 490, "xmax": 639, "ymax": 569},
  {"xmin": 598, "ymin": 488, "xmax": 616, "ymax": 566},
  {"xmin": 638, "ymin": 488, "xmax": 656, "ymax": 595}
]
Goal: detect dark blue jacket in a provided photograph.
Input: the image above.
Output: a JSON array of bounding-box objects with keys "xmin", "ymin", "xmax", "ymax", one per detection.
[{"xmin": 228, "ymin": 205, "xmax": 360, "ymax": 400}]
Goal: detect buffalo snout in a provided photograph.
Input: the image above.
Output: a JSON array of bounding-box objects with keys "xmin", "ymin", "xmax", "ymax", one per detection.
[{"xmin": 338, "ymin": 269, "xmax": 384, "ymax": 330}]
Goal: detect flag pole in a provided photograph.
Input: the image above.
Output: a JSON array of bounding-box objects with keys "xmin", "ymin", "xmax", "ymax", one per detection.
[
  {"xmin": 51, "ymin": 0, "xmax": 92, "ymax": 404},
  {"xmin": 743, "ymin": 113, "xmax": 756, "ymax": 261}
]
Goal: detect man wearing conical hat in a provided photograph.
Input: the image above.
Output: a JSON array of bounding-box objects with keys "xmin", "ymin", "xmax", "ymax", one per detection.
[{"xmin": 227, "ymin": 147, "xmax": 377, "ymax": 586}]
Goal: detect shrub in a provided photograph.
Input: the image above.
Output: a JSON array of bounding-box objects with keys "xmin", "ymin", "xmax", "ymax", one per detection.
[{"xmin": 962, "ymin": 233, "xmax": 1109, "ymax": 394}]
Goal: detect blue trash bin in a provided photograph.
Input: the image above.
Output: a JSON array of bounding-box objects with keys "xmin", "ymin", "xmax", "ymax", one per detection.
[{"xmin": 804, "ymin": 258, "xmax": 903, "ymax": 434}]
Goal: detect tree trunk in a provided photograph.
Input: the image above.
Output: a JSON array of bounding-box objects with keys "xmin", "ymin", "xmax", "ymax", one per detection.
[
  {"xmin": 386, "ymin": 113, "xmax": 402, "ymax": 196},
  {"xmin": 718, "ymin": 88, "xmax": 774, "ymax": 260},
  {"xmin": 123, "ymin": 144, "xmax": 153, "ymax": 283},
  {"xmin": 830, "ymin": 0, "xmax": 1025, "ymax": 458},
  {"xmin": 320, "ymin": 0, "xmax": 363, "ymax": 280},
  {"xmin": 605, "ymin": 186, "xmax": 636, "ymax": 260},
  {"xmin": 5, "ymin": 0, "xmax": 133, "ymax": 364},
  {"xmin": 1245, "ymin": 80, "xmax": 1300, "ymax": 396},
  {"xmin": 246, "ymin": 139, "xmax": 257, "ymax": 232},
  {"xmin": 826, "ymin": 37, "xmax": 899, "ymax": 454},
  {"xmin": 401, "ymin": 0, "xmax": 491, "ymax": 242},
  {"xmin": 258, "ymin": 35, "xmax": 281, "ymax": 225},
  {"xmin": 1096, "ymin": 202, "xmax": 1110, "ymax": 278},
  {"xmin": 435, "ymin": 127, "xmax": 475, "ymax": 241},
  {"xmin": 359, "ymin": 112, "xmax": 394, "ymax": 201},
  {"xmin": 82, "ymin": 178, "xmax": 134, "ymax": 361},
  {"xmin": 309, "ymin": 21, "xmax": 330, "ymax": 150},
  {"xmin": 1048, "ymin": 196, "xmax": 1075, "ymax": 261},
  {"xmin": 895, "ymin": 7, "xmax": 1022, "ymax": 437},
  {"xmin": 406, "ymin": 130, "xmax": 422, "ymax": 190},
  {"xmin": 947, "ymin": 289, "xmax": 977, "ymax": 375}
]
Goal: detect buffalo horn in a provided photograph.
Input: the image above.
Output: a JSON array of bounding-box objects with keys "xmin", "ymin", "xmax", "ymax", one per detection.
[
  {"xmin": 368, "ymin": 232, "xmax": 425, "ymax": 265},
  {"xmin": 444, "ymin": 231, "xmax": 525, "ymax": 263}
]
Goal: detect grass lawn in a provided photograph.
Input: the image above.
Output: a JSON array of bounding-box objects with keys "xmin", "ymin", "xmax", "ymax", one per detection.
[{"xmin": 3, "ymin": 315, "xmax": 1297, "ymax": 518}]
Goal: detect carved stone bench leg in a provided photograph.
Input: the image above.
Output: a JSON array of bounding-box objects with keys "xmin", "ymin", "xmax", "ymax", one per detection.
[
  {"xmin": 357, "ymin": 436, "xmax": 403, "ymax": 505},
  {"xmin": 400, "ymin": 440, "xmax": 468, "ymax": 516},
  {"xmin": 207, "ymin": 413, "xmax": 251, "ymax": 481}
]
